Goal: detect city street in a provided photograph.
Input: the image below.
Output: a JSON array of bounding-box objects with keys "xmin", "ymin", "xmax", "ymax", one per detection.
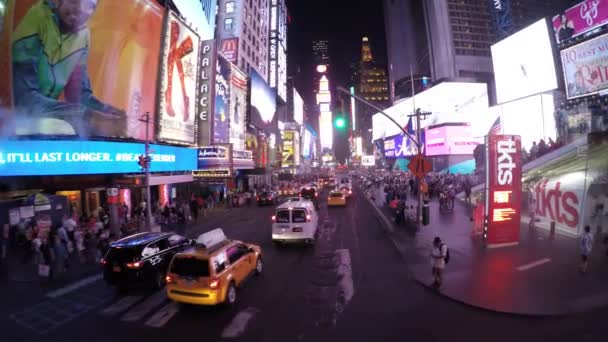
[{"xmin": 0, "ymin": 186, "xmax": 606, "ymax": 341}]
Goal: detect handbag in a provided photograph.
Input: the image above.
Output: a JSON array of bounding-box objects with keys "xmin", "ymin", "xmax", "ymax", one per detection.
[{"xmin": 38, "ymin": 264, "xmax": 50, "ymax": 277}]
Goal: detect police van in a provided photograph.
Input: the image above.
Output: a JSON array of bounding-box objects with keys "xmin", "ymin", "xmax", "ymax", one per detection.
[{"xmin": 271, "ymin": 199, "xmax": 318, "ymax": 244}]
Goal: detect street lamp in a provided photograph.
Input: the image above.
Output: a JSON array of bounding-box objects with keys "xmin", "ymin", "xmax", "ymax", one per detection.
[{"xmin": 139, "ymin": 112, "xmax": 154, "ymax": 232}]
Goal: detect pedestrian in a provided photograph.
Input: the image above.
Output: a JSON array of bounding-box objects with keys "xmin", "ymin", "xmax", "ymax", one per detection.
[
  {"xmin": 580, "ymin": 225, "xmax": 593, "ymax": 273},
  {"xmin": 52, "ymin": 234, "xmax": 68, "ymax": 276},
  {"xmin": 430, "ymin": 237, "xmax": 448, "ymax": 288}
]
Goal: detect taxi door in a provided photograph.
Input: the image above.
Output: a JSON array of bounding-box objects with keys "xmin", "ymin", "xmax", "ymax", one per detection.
[{"xmin": 226, "ymin": 244, "xmax": 253, "ymax": 285}]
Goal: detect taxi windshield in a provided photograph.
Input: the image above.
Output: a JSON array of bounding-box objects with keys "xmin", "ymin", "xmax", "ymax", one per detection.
[
  {"xmin": 330, "ymin": 193, "xmax": 343, "ymax": 198},
  {"xmin": 170, "ymin": 257, "xmax": 210, "ymax": 278}
]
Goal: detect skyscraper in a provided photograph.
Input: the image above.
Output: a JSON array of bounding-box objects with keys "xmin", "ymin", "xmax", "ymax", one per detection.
[
  {"xmin": 357, "ymin": 37, "xmax": 389, "ymax": 154},
  {"xmin": 216, "ymin": 0, "xmax": 270, "ymax": 82}
]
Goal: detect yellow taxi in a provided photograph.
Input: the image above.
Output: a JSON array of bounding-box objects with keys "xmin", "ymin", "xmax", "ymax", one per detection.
[
  {"xmin": 165, "ymin": 229, "xmax": 262, "ymax": 306},
  {"xmin": 327, "ymin": 191, "xmax": 347, "ymax": 207}
]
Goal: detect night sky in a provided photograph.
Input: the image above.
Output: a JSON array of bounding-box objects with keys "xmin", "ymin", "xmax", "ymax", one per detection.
[{"xmin": 286, "ymin": 0, "xmax": 387, "ymax": 163}]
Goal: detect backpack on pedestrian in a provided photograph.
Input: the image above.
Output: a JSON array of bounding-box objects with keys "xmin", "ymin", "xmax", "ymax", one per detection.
[{"xmin": 441, "ymin": 243, "xmax": 450, "ymax": 264}]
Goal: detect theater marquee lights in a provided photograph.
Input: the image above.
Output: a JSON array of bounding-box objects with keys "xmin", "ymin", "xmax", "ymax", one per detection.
[{"xmin": 484, "ymin": 134, "xmax": 522, "ymax": 247}]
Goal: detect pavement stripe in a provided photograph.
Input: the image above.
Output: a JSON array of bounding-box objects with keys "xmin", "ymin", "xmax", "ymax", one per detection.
[
  {"xmin": 120, "ymin": 290, "xmax": 168, "ymax": 322},
  {"xmin": 144, "ymin": 302, "xmax": 180, "ymax": 328},
  {"xmin": 45, "ymin": 274, "xmax": 103, "ymax": 298},
  {"xmin": 99, "ymin": 296, "xmax": 143, "ymax": 316},
  {"xmin": 516, "ymin": 258, "xmax": 551, "ymax": 271},
  {"xmin": 220, "ymin": 307, "xmax": 260, "ymax": 339}
]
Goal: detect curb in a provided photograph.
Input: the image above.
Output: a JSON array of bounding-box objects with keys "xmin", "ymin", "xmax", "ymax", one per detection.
[{"xmin": 360, "ymin": 190, "xmax": 394, "ymax": 233}]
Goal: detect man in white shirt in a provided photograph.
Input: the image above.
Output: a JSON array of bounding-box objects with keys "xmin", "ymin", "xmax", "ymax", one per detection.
[
  {"xmin": 63, "ymin": 215, "xmax": 78, "ymax": 241},
  {"xmin": 430, "ymin": 236, "xmax": 448, "ymax": 288}
]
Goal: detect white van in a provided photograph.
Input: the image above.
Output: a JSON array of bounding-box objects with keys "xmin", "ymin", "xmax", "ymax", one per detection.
[{"xmin": 271, "ymin": 199, "xmax": 319, "ymax": 244}]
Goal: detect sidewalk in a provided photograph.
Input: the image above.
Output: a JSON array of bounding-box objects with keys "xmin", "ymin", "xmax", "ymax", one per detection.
[{"xmin": 363, "ymin": 185, "xmax": 608, "ymax": 316}]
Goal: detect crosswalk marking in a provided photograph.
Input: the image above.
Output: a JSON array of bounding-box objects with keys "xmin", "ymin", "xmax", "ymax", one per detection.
[
  {"xmin": 121, "ymin": 291, "xmax": 168, "ymax": 322},
  {"xmin": 46, "ymin": 274, "xmax": 103, "ymax": 298},
  {"xmin": 221, "ymin": 307, "xmax": 260, "ymax": 339},
  {"xmin": 100, "ymin": 296, "xmax": 143, "ymax": 316},
  {"xmin": 144, "ymin": 302, "xmax": 180, "ymax": 328}
]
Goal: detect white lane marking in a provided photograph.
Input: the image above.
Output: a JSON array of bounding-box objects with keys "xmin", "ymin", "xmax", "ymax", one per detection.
[
  {"xmin": 121, "ymin": 290, "xmax": 167, "ymax": 322},
  {"xmin": 334, "ymin": 249, "xmax": 354, "ymax": 314},
  {"xmin": 221, "ymin": 307, "xmax": 260, "ymax": 339},
  {"xmin": 144, "ymin": 302, "xmax": 180, "ymax": 328},
  {"xmin": 99, "ymin": 296, "xmax": 143, "ymax": 316},
  {"xmin": 516, "ymin": 258, "xmax": 551, "ymax": 271},
  {"xmin": 46, "ymin": 274, "xmax": 103, "ymax": 298}
]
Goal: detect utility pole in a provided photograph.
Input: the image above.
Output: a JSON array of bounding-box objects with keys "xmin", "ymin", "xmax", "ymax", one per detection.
[
  {"xmin": 408, "ymin": 108, "xmax": 431, "ymax": 224},
  {"xmin": 139, "ymin": 112, "xmax": 154, "ymax": 232}
]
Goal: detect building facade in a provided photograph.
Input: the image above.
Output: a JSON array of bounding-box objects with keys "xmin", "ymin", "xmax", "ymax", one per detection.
[{"xmin": 216, "ymin": 0, "xmax": 270, "ymax": 82}]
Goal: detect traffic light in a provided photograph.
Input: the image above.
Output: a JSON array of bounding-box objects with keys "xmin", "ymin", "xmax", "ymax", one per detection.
[{"xmin": 334, "ymin": 117, "xmax": 346, "ymax": 129}]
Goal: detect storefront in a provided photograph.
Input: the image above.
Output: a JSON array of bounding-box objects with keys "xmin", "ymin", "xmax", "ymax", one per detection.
[
  {"xmin": 0, "ymin": 139, "xmax": 197, "ymax": 227},
  {"xmin": 194, "ymin": 145, "xmax": 255, "ymax": 195}
]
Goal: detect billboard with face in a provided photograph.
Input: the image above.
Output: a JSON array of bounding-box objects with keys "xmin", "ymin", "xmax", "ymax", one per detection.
[
  {"xmin": 1, "ymin": 0, "xmax": 163, "ymax": 140},
  {"xmin": 249, "ymin": 70, "xmax": 276, "ymax": 133},
  {"xmin": 230, "ymin": 64, "xmax": 247, "ymax": 150},
  {"xmin": 158, "ymin": 10, "xmax": 200, "ymax": 144},
  {"xmin": 214, "ymin": 54, "xmax": 231, "ymax": 144}
]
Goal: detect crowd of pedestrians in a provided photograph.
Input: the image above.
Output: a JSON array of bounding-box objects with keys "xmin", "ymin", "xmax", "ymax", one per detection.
[{"xmin": 522, "ymin": 137, "xmax": 566, "ymax": 164}]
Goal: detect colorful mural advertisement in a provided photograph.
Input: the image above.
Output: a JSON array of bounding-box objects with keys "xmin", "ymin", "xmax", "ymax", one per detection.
[{"xmin": 214, "ymin": 54, "xmax": 231, "ymax": 144}]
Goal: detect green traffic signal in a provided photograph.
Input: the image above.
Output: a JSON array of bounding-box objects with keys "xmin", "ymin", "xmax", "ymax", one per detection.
[{"xmin": 335, "ymin": 117, "xmax": 346, "ymax": 129}]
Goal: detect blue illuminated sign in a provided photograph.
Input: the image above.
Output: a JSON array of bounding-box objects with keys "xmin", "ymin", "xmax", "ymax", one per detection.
[{"xmin": 0, "ymin": 140, "xmax": 197, "ymax": 176}]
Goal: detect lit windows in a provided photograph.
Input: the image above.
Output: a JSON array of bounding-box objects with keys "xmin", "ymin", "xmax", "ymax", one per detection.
[
  {"xmin": 225, "ymin": 1, "xmax": 235, "ymax": 13},
  {"xmin": 224, "ymin": 18, "xmax": 233, "ymax": 30}
]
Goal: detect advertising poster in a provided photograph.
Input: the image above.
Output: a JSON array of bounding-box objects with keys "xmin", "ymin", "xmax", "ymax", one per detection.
[
  {"xmin": 293, "ymin": 89, "xmax": 304, "ymax": 125},
  {"xmin": 552, "ymin": 0, "xmax": 608, "ymax": 43},
  {"xmin": 484, "ymin": 135, "xmax": 522, "ymax": 247},
  {"xmin": 561, "ymin": 33, "xmax": 608, "ymax": 99},
  {"xmin": 1, "ymin": 0, "xmax": 163, "ymax": 139},
  {"xmin": 488, "ymin": 0, "xmax": 513, "ymax": 39},
  {"xmin": 249, "ymin": 70, "xmax": 277, "ymax": 133},
  {"xmin": 230, "ymin": 65, "xmax": 247, "ymax": 150},
  {"xmin": 197, "ymin": 40, "xmax": 216, "ymax": 146},
  {"xmin": 220, "ymin": 38, "xmax": 239, "ymax": 63},
  {"xmin": 214, "ymin": 54, "xmax": 231, "ymax": 144},
  {"xmin": 425, "ymin": 124, "xmax": 478, "ymax": 156},
  {"xmin": 282, "ymin": 131, "xmax": 295, "ymax": 167},
  {"xmin": 158, "ymin": 11, "xmax": 199, "ymax": 144}
]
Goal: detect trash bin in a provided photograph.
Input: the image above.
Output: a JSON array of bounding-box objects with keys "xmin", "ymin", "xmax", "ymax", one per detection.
[{"xmin": 422, "ymin": 203, "xmax": 430, "ymax": 226}]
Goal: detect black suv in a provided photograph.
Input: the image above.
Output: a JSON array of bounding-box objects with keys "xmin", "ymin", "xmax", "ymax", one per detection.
[
  {"xmin": 300, "ymin": 187, "xmax": 320, "ymax": 209},
  {"xmin": 257, "ymin": 191, "xmax": 278, "ymax": 206},
  {"xmin": 101, "ymin": 232, "xmax": 192, "ymax": 290}
]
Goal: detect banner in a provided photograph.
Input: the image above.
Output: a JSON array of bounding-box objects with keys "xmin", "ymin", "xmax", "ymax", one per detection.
[
  {"xmin": 531, "ymin": 176, "xmax": 585, "ymax": 236},
  {"xmin": 484, "ymin": 135, "xmax": 522, "ymax": 247},
  {"xmin": 552, "ymin": 0, "xmax": 608, "ymax": 43},
  {"xmin": 220, "ymin": 38, "xmax": 239, "ymax": 63},
  {"xmin": 282, "ymin": 130, "xmax": 295, "ymax": 167},
  {"xmin": 230, "ymin": 65, "xmax": 247, "ymax": 150},
  {"xmin": 1, "ymin": 0, "xmax": 163, "ymax": 140},
  {"xmin": 214, "ymin": 54, "xmax": 231, "ymax": 144},
  {"xmin": 197, "ymin": 39, "xmax": 217, "ymax": 146},
  {"xmin": 158, "ymin": 11, "xmax": 199, "ymax": 144},
  {"xmin": 561, "ymin": 33, "xmax": 608, "ymax": 99},
  {"xmin": 0, "ymin": 140, "xmax": 196, "ymax": 176},
  {"xmin": 488, "ymin": 0, "xmax": 514, "ymax": 39}
]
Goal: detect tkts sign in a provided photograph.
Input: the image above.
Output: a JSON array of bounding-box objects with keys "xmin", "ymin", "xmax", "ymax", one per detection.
[{"xmin": 484, "ymin": 135, "xmax": 522, "ymax": 247}]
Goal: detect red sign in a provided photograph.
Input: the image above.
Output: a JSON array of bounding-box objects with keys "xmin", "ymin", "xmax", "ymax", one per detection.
[
  {"xmin": 485, "ymin": 135, "xmax": 522, "ymax": 247},
  {"xmin": 407, "ymin": 154, "xmax": 432, "ymax": 178},
  {"xmin": 220, "ymin": 38, "xmax": 239, "ymax": 63},
  {"xmin": 552, "ymin": 0, "xmax": 608, "ymax": 44}
]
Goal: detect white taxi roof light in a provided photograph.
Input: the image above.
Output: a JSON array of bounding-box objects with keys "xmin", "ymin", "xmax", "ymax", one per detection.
[{"xmin": 196, "ymin": 228, "xmax": 227, "ymax": 248}]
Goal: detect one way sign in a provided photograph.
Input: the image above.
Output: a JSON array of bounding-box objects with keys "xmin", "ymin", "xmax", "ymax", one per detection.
[{"xmin": 407, "ymin": 154, "xmax": 432, "ymax": 178}]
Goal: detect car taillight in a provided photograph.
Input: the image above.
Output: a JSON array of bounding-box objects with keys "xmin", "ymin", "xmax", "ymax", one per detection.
[
  {"xmin": 272, "ymin": 215, "xmax": 276, "ymax": 222},
  {"xmin": 256, "ymin": 196, "xmax": 260, "ymax": 200},
  {"xmin": 306, "ymin": 214, "xmax": 311, "ymax": 222},
  {"xmin": 100, "ymin": 258, "xmax": 107, "ymax": 266},
  {"xmin": 126, "ymin": 261, "xmax": 143, "ymax": 269},
  {"xmin": 209, "ymin": 278, "xmax": 220, "ymax": 290},
  {"xmin": 165, "ymin": 275, "xmax": 174, "ymax": 284}
]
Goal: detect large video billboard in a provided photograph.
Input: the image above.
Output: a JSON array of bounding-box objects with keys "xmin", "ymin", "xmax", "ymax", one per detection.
[
  {"xmin": 491, "ymin": 19, "xmax": 557, "ymax": 104},
  {"xmin": 1, "ymin": 0, "xmax": 163, "ymax": 140},
  {"xmin": 294, "ymin": 88, "xmax": 304, "ymax": 125},
  {"xmin": 230, "ymin": 65, "xmax": 247, "ymax": 150},
  {"xmin": 249, "ymin": 70, "xmax": 276, "ymax": 133},
  {"xmin": 425, "ymin": 124, "xmax": 479, "ymax": 156},
  {"xmin": 561, "ymin": 32, "xmax": 608, "ymax": 99},
  {"xmin": 158, "ymin": 11, "xmax": 199, "ymax": 144},
  {"xmin": 552, "ymin": 0, "xmax": 608, "ymax": 44},
  {"xmin": 484, "ymin": 134, "xmax": 522, "ymax": 247},
  {"xmin": 214, "ymin": 54, "xmax": 231, "ymax": 144}
]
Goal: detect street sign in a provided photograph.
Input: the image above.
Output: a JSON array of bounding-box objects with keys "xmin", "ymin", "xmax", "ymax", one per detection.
[{"xmin": 407, "ymin": 154, "xmax": 432, "ymax": 178}]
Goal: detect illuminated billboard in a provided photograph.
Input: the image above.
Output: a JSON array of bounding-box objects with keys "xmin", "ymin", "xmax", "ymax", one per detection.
[
  {"xmin": 561, "ymin": 33, "xmax": 608, "ymax": 99},
  {"xmin": 552, "ymin": 0, "xmax": 608, "ymax": 44},
  {"xmin": 294, "ymin": 89, "xmax": 304, "ymax": 125},
  {"xmin": 197, "ymin": 40, "xmax": 216, "ymax": 146},
  {"xmin": 484, "ymin": 134, "xmax": 522, "ymax": 247},
  {"xmin": 249, "ymin": 70, "xmax": 277, "ymax": 133},
  {"xmin": 282, "ymin": 130, "xmax": 296, "ymax": 167},
  {"xmin": 269, "ymin": 0, "xmax": 287, "ymax": 102},
  {"xmin": 491, "ymin": 19, "xmax": 558, "ymax": 104},
  {"xmin": 158, "ymin": 11, "xmax": 200, "ymax": 144},
  {"xmin": 2, "ymin": 0, "xmax": 163, "ymax": 140},
  {"xmin": 302, "ymin": 128, "xmax": 313, "ymax": 158},
  {"xmin": 214, "ymin": 54, "xmax": 231, "ymax": 144},
  {"xmin": 220, "ymin": 38, "xmax": 239, "ymax": 63},
  {"xmin": 320, "ymin": 111, "xmax": 333, "ymax": 149},
  {"xmin": 230, "ymin": 65, "xmax": 247, "ymax": 150},
  {"xmin": 425, "ymin": 124, "xmax": 479, "ymax": 156},
  {"xmin": 362, "ymin": 155, "xmax": 375, "ymax": 166}
]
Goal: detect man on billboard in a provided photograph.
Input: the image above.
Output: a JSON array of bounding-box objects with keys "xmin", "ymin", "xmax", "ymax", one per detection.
[{"xmin": 12, "ymin": 0, "xmax": 126, "ymax": 137}]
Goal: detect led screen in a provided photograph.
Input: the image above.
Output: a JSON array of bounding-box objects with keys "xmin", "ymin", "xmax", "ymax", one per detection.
[
  {"xmin": 249, "ymin": 70, "xmax": 276, "ymax": 132},
  {"xmin": 491, "ymin": 19, "xmax": 558, "ymax": 104},
  {"xmin": 294, "ymin": 89, "xmax": 304, "ymax": 125},
  {"xmin": 2, "ymin": 0, "xmax": 163, "ymax": 140},
  {"xmin": 425, "ymin": 124, "xmax": 479, "ymax": 156}
]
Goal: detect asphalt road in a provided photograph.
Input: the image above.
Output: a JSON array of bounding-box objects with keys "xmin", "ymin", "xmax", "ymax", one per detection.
[{"xmin": 1, "ymin": 186, "xmax": 607, "ymax": 341}]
